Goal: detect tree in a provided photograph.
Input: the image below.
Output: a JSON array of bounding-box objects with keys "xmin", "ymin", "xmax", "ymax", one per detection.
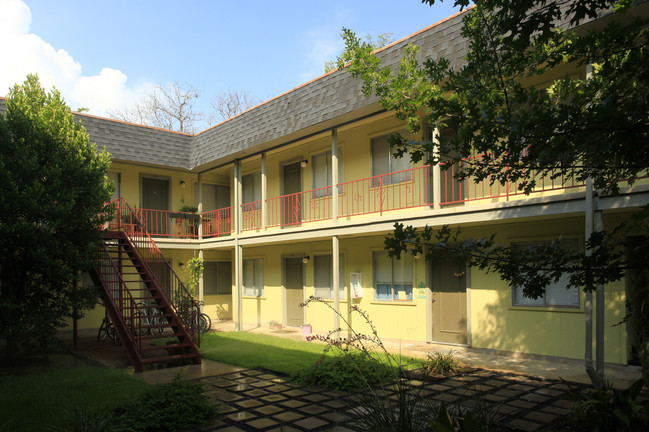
[
  {"xmin": 108, "ymin": 82, "xmax": 203, "ymax": 133},
  {"xmin": 209, "ymin": 89, "xmax": 260, "ymax": 123},
  {"xmin": 339, "ymin": 0, "xmax": 649, "ymax": 385},
  {"xmin": 324, "ymin": 32, "xmax": 395, "ymax": 73},
  {"xmin": 0, "ymin": 74, "xmax": 113, "ymax": 355}
]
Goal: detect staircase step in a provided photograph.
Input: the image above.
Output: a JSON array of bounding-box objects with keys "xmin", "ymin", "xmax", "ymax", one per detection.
[
  {"xmin": 140, "ymin": 343, "xmax": 194, "ymax": 352},
  {"xmin": 140, "ymin": 353, "xmax": 200, "ymax": 364}
]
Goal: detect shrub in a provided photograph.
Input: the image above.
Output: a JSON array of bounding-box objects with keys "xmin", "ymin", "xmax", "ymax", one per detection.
[
  {"xmin": 425, "ymin": 350, "xmax": 465, "ymax": 375},
  {"xmin": 112, "ymin": 377, "xmax": 217, "ymax": 432},
  {"xmin": 566, "ymin": 378, "xmax": 648, "ymax": 432},
  {"xmin": 293, "ymin": 350, "xmax": 392, "ymax": 390},
  {"xmin": 47, "ymin": 400, "xmax": 117, "ymax": 432}
]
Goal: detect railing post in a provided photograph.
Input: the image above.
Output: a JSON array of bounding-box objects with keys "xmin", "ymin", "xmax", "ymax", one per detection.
[{"xmin": 197, "ymin": 174, "xmax": 203, "ymax": 240}]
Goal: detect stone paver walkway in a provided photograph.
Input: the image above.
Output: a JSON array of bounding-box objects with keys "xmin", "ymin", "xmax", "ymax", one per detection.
[{"xmin": 192, "ymin": 368, "xmax": 588, "ymax": 432}]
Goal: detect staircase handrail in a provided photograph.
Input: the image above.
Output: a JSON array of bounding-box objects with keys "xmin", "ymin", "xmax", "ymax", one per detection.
[
  {"xmin": 96, "ymin": 240, "xmax": 145, "ymax": 356},
  {"xmin": 108, "ymin": 198, "xmax": 200, "ymax": 345}
]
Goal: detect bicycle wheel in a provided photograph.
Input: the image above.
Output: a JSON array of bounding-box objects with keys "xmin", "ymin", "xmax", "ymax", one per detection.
[
  {"xmin": 97, "ymin": 318, "xmax": 109, "ymax": 341},
  {"xmin": 137, "ymin": 305, "xmax": 150, "ymax": 336},
  {"xmin": 199, "ymin": 313, "xmax": 211, "ymax": 333},
  {"xmin": 107, "ymin": 321, "xmax": 121, "ymax": 346}
]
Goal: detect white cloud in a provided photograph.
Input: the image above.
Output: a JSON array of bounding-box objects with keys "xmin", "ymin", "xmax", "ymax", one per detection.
[
  {"xmin": 0, "ymin": 0, "xmax": 151, "ymax": 116},
  {"xmin": 299, "ymin": 29, "xmax": 345, "ymax": 82}
]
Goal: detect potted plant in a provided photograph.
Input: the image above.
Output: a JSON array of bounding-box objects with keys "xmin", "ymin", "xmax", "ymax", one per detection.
[
  {"xmin": 301, "ymin": 323, "xmax": 312, "ymax": 341},
  {"xmin": 269, "ymin": 320, "xmax": 282, "ymax": 330}
]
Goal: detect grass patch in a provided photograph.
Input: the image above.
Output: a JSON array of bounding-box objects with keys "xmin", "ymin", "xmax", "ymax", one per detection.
[
  {"xmin": 0, "ymin": 366, "xmax": 149, "ymax": 429},
  {"xmin": 200, "ymin": 332, "xmax": 332, "ymax": 375},
  {"xmin": 200, "ymin": 332, "xmax": 422, "ymax": 389}
]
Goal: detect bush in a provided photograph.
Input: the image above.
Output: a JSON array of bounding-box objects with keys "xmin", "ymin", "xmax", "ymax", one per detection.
[
  {"xmin": 112, "ymin": 377, "xmax": 217, "ymax": 432},
  {"xmin": 567, "ymin": 379, "xmax": 648, "ymax": 432},
  {"xmin": 293, "ymin": 350, "xmax": 393, "ymax": 390},
  {"xmin": 425, "ymin": 350, "xmax": 465, "ymax": 375}
]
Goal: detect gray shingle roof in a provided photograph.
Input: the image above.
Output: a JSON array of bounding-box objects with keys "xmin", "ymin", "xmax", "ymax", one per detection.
[{"xmin": 2, "ymin": 10, "xmax": 470, "ymax": 171}]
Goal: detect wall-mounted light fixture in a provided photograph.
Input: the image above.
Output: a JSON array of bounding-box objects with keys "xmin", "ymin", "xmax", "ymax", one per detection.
[
  {"xmin": 302, "ymin": 255, "xmax": 310, "ymax": 264},
  {"xmin": 300, "ymin": 160, "xmax": 308, "ymax": 168},
  {"xmin": 180, "ymin": 180, "xmax": 186, "ymax": 188},
  {"xmin": 179, "ymin": 262, "xmax": 185, "ymax": 269}
]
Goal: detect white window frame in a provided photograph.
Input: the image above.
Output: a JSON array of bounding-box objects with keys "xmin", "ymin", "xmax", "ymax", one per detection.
[
  {"xmin": 242, "ymin": 172, "xmax": 261, "ymax": 209},
  {"xmin": 511, "ymin": 238, "xmax": 580, "ymax": 308},
  {"xmin": 312, "ymin": 147, "xmax": 342, "ymax": 198},
  {"xmin": 371, "ymin": 132, "xmax": 412, "ymax": 186},
  {"xmin": 372, "ymin": 250, "xmax": 413, "ymax": 302},
  {"xmin": 203, "ymin": 261, "xmax": 232, "ymax": 295},
  {"xmin": 313, "ymin": 253, "xmax": 345, "ymax": 300},
  {"xmin": 243, "ymin": 258, "xmax": 264, "ymax": 297}
]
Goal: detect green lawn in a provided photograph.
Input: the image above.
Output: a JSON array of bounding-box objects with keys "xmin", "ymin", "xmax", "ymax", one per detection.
[
  {"xmin": 0, "ymin": 366, "xmax": 149, "ymax": 430},
  {"xmin": 199, "ymin": 332, "xmax": 422, "ymax": 376},
  {"xmin": 199, "ymin": 332, "xmax": 333, "ymax": 375}
]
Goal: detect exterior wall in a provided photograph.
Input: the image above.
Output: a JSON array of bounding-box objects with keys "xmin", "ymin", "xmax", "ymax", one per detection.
[{"xmin": 465, "ymin": 217, "xmax": 628, "ymax": 364}]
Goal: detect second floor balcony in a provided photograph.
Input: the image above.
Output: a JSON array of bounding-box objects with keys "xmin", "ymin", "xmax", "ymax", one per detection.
[{"xmin": 120, "ymin": 160, "xmax": 602, "ymax": 241}]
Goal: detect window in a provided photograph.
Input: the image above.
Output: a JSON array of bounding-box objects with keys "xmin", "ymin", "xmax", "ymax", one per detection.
[
  {"xmin": 195, "ymin": 183, "xmax": 230, "ymax": 211},
  {"xmin": 243, "ymin": 258, "xmax": 264, "ymax": 297},
  {"xmin": 371, "ymin": 133, "xmax": 411, "ymax": 186},
  {"xmin": 312, "ymin": 148, "xmax": 342, "ymax": 198},
  {"xmin": 107, "ymin": 171, "xmax": 121, "ymax": 200},
  {"xmin": 204, "ymin": 262, "xmax": 232, "ymax": 295},
  {"xmin": 242, "ymin": 172, "xmax": 261, "ymax": 209},
  {"xmin": 373, "ymin": 251, "xmax": 413, "ymax": 301},
  {"xmin": 313, "ymin": 254, "xmax": 345, "ymax": 299},
  {"xmin": 511, "ymin": 239, "xmax": 580, "ymax": 308}
]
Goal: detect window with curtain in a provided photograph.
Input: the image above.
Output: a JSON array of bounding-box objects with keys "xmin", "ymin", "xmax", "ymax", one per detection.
[
  {"xmin": 371, "ymin": 133, "xmax": 411, "ymax": 186},
  {"xmin": 242, "ymin": 172, "xmax": 261, "ymax": 209},
  {"xmin": 373, "ymin": 251, "xmax": 413, "ymax": 301},
  {"xmin": 203, "ymin": 261, "xmax": 232, "ymax": 295},
  {"xmin": 243, "ymin": 258, "xmax": 264, "ymax": 297},
  {"xmin": 511, "ymin": 239, "xmax": 580, "ymax": 308},
  {"xmin": 313, "ymin": 254, "xmax": 345, "ymax": 299},
  {"xmin": 107, "ymin": 171, "xmax": 121, "ymax": 200},
  {"xmin": 312, "ymin": 148, "xmax": 342, "ymax": 198}
]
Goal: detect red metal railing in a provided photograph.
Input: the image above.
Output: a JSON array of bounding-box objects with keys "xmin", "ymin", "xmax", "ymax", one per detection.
[
  {"xmin": 109, "ymin": 198, "xmax": 200, "ymax": 346},
  {"xmin": 94, "ymin": 240, "xmax": 145, "ymax": 359},
  {"xmin": 203, "ymin": 207, "xmax": 233, "ymax": 238},
  {"xmin": 127, "ymin": 208, "xmax": 199, "ymax": 239},
  {"xmin": 266, "ymin": 186, "xmax": 333, "ymax": 229},
  {"xmin": 241, "ymin": 201, "xmax": 263, "ymax": 232},
  {"xmin": 339, "ymin": 166, "xmax": 430, "ymax": 218},
  {"xmin": 439, "ymin": 156, "xmax": 585, "ymax": 205}
]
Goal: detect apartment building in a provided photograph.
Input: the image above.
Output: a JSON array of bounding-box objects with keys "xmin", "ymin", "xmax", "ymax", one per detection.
[{"xmin": 24, "ymin": 6, "xmax": 649, "ymax": 367}]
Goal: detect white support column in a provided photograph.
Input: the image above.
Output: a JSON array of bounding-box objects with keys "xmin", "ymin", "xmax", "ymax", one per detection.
[
  {"xmin": 332, "ymin": 129, "xmax": 339, "ymax": 223},
  {"xmin": 431, "ymin": 127, "xmax": 441, "ymax": 210},
  {"xmin": 235, "ymin": 242, "xmax": 243, "ymax": 332},
  {"xmin": 332, "ymin": 235, "xmax": 340, "ymax": 334},
  {"xmin": 198, "ymin": 249, "xmax": 204, "ymax": 305},
  {"xmin": 234, "ymin": 160, "xmax": 242, "ymax": 235},
  {"xmin": 197, "ymin": 174, "xmax": 203, "ymax": 240},
  {"xmin": 261, "ymin": 153, "xmax": 267, "ymax": 231}
]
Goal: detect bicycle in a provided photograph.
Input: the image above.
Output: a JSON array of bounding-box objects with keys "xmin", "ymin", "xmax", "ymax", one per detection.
[
  {"xmin": 97, "ymin": 315, "xmax": 120, "ymax": 345},
  {"xmin": 138, "ymin": 302, "xmax": 166, "ymax": 335},
  {"xmin": 183, "ymin": 302, "xmax": 211, "ymax": 334}
]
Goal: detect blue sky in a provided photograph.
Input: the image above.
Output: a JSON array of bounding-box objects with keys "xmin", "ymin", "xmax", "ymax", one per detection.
[{"xmin": 0, "ymin": 0, "xmax": 460, "ymax": 130}]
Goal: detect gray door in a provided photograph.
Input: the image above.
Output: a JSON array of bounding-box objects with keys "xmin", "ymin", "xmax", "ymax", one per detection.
[
  {"xmin": 432, "ymin": 260, "xmax": 467, "ymax": 344},
  {"xmin": 282, "ymin": 162, "xmax": 301, "ymax": 226},
  {"xmin": 142, "ymin": 178, "xmax": 169, "ymax": 234},
  {"xmin": 284, "ymin": 258, "xmax": 304, "ymax": 327}
]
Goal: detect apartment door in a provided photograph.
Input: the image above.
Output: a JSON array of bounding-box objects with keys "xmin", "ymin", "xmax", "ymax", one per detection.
[
  {"xmin": 282, "ymin": 162, "xmax": 301, "ymax": 226},
  {"xmin": 141, "ymin": 178, "xmax": 169, "ymax": 234},
  {"xmin": 284, "ymin": 258, "xmax": 304, "ymax": 327},
  {"xmin": 431, "ymin": 259, "xmax": 467, "ymax": 344}
]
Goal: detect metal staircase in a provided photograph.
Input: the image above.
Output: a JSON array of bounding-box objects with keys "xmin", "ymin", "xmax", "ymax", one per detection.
[{"xmin": 89, "ymin": 198, "xmax": 201, "ymax": 372}]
